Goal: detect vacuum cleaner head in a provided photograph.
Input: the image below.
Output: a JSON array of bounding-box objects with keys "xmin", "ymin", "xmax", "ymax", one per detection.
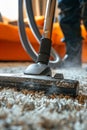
[{"xmin": 0, "ymin": 73, "xmax": 79, "ymax": 97}]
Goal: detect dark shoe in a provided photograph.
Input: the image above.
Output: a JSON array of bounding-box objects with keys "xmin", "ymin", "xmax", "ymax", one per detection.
[
  {"xmin": 58, "ymin": 55, "xmax": 82, "ymax": 68},
  {"xmin": 58, "ymin": 39, "xmax": 82, "ymax": 68}
]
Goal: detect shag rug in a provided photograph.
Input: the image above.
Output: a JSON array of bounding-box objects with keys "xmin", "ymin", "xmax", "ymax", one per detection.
[{"xmin": 0, "ymin": 62, "xmax": 87, "ymax": 130}]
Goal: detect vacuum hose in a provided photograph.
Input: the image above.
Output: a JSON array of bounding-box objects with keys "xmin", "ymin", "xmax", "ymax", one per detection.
[{"xmin": 18, "ymin": 0, "xmax": 61, "ymax": 67}]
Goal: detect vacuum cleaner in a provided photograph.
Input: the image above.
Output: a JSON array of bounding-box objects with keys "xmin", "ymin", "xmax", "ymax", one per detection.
[{"xmin": 0, "ymin": 0, "xmax": 79, "ymax": 97}]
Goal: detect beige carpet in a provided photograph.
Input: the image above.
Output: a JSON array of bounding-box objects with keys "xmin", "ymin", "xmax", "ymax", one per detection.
[{"xmin": 0, "ymin": 62, "xmax": 87, "ymax": 130}]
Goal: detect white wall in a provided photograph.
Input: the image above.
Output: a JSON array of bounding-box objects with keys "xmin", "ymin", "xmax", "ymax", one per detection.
[{"xmin": 0, "ymin": 0, "xmax": 18, "ymax": 20}]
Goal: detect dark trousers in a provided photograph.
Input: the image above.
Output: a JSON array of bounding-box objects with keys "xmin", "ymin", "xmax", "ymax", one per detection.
[{"xmin": 58, "ymin": 0, "xmax": 87, "ymax": 42}]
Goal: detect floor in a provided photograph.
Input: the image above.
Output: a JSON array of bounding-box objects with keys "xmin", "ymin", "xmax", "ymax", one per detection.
[{"xmin": 0, "ymin": 62, "xmax": 87, "ymax": 130}]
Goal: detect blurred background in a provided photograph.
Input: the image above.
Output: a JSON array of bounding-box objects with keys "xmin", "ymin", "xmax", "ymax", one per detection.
[
  {"xmin": 0, "ymin": 0, "xmax": 87, "ymax": 63},
  {"xmin": 0, "ymin": 0, "xmax": 58, "ymax": 20},
  {"xmin": 0, "ymin": 0, "xmax": 18, "ymax": 20}
]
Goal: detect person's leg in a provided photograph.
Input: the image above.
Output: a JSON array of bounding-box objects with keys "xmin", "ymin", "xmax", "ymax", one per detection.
[
  {"xmin": 80, "ymin": 0, "xmax": 87, "ymax": 30},
  {"xmin": 58, "ymin": 0, "xmax": 82, "ymax": 67}
]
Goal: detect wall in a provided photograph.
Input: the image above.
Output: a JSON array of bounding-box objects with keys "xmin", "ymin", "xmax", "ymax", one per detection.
[{"xmin": 0, "ymin": 0, "xmax": 18, "ymax": 20}]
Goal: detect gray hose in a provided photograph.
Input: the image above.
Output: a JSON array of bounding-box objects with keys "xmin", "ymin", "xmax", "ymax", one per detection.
[
  {"xmin": 18, "ymin": 0, "xmax": 37, "ymax": 61},
  {"xmin": 18, "ymin": 0, "xmax": 61, "ymax": 67}
]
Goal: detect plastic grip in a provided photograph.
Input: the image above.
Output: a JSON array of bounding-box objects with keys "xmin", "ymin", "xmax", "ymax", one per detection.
[{"xmin": 37, "ymin": 38, "xmax": 51, "ymax": 64}]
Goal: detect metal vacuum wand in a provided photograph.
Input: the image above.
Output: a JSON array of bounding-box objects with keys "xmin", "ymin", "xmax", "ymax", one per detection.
[
  {"xmin": 24, "ymin": 0, "xmax": 56, "ymax": 75},
  {"xmin": 43, "ymin": 0, "xmax": 56, "ymax": 39},
  {"xmin": 37, "ymin": 0, "xmax": 56, "ymax": 65}
]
